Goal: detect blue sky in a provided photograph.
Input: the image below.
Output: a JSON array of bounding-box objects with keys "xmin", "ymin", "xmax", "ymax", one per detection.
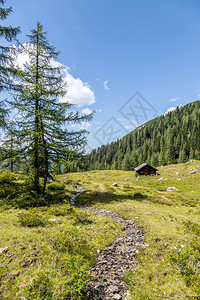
[{"xmin": 4, "ymin": 0, "xmax": 200, "ymax": 149}]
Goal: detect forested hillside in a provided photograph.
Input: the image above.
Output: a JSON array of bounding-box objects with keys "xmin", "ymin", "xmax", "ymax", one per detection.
[{"xmin": 87, "ymin": 100, "xmax": 200, "ymax": 170}]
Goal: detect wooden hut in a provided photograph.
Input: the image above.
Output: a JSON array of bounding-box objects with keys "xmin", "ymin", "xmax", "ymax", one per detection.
[{"xmin": 135, "ymin": 163, "xmax": 157, "ymax": 176}]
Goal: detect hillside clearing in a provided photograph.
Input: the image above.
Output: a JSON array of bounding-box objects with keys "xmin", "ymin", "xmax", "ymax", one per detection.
[{"xmin": 0, "ymin": 161, "xmax": 200, "ymax": 299}]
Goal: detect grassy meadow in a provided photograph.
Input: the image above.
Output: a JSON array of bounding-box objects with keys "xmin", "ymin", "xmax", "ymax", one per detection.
[{"xmin": 0, "ymin": 160, "xmax": 200, "ymax": 299}]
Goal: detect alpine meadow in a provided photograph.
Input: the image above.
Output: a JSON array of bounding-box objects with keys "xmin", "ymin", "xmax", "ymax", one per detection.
[{"xmin": 0, "ymin": 1, "xmax": 200, "ymax": 300}]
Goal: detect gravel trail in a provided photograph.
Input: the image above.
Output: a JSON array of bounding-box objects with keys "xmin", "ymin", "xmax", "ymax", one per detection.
[{"xmin": 70, "ymin": 189, "xmax": 147, "ymax": 300}]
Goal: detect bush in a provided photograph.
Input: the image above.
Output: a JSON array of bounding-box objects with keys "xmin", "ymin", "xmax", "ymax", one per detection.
[
  {"xmin": 18, "ymin": 210, "xmax": 47, "ymax": 227},
  {"xmin": 47, "ymin": 182, "xmax": 65, "ymax": 191},
  {"xmin": 74, "ymin": 211, "xmax": 93, "ymax": 225},
  {"xmin": 26, "ymin": 257, "xmax": 89, "ymax": 300},
  {"xmin": 184, "ymin": 221, "xmax": 200, "ymax": 236},
  {"xmin": 65, "ymin": 178, "xmax": 73, "ymax": 184},
  {"xmin": 52, "ymin": 229, "xmax": 94, "ymax": 263},
  {"xmin": 168, "ymin": 240, "xmax": 200, "ymax": 293},
  {"xmin": 133, "ymin": 192, "xmax": 146, "ymax": 198},
  {"xmin": 55, "ymin": 256, "xmax": 89, "ymax": 299},
  {"xmin": 27, "ymin": 271, "xmax": 53, "ymax": 299},
  {"xmin": 11, "ymin": 193, "xmax": 47, "ymax": 208},
  {"xmin": 0, "ymin": 170, "xmax": 16, "ymax": 183},
  {"xmin": 49, "ymin": 204, "xmax": 73, "ymax": 216},
  {"xmin": 44, "ymin": 190, "xmax": 66, "ymax": 205}
]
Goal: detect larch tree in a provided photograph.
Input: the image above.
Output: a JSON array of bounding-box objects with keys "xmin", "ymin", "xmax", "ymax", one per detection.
[
  {"xmin": 0, "ymin": 0, "xmax": 20, "ymax": 127},
  {"xmin": 11, "ymin": 22, "xmax": 93, "ymax": 194}
]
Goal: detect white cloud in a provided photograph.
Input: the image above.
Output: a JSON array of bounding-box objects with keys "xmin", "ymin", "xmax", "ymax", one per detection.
[
  {"xmin": 17, "ymin": 52, "xmax": 30, "ymax": 68},
  {"xmin": 71, "ymin": 121, "xmax": 92, "ymax": 130},
  {"xmin": 103, "ymin": 80, "xmax": 110, "ymax": 90},
  {"xmin": 124, "ymin": 124, "xmax": 137, "ymax": 130},
  {"xmin": 82, "ymin": 108, "xmax": 93, "ymax": 115},
  {"xmin": 164, "ymin": 104, "xmax": 183, "ymax": 116},
  {"xmin": 164, "ymin": 106, "xmax": 176, "ymax": 115},
  {"xmin": 11, "ymin": 44, "xmax": 95, "ymax": 108},
  {"xmin": 60, "ymin": 67, "xmax": 95, "ymax": 107},
  {"xmin": 168, "ymin": 97, "xmax": 179, "ymax": 102}
]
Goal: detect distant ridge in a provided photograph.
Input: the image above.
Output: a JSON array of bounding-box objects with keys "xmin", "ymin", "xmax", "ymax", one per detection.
[{"xmin": 86, "ymin": 100, "xmax": 200, "ymax": 170}]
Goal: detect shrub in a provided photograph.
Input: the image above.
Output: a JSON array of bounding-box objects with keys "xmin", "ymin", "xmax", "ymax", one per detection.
[
  {"xmin": 27, "ymin": 271, "xmax": 53, "ymax": 299},
  {"xmin": 47, "ymin": 182, "xmax": 65, "ymax": 191},
  {"xmin": 44, "ymin": 190, "xmax": 66, "ymax": 205},
  {"xmin": 74, "ymin": 211, "xmax": 93, "ymax": 225},
  {"xmin": 184, "ymin": 221, "xmax": 200, "ymax": 236},
  {"xmin": 167, "ymin": 240, "xmax": 200, "ymax": 293},
  {"xmin": 133, "ymin": 192, "xmax": 146, "ymax": 198},
  {"xmin": 0, "ymin": 170, "xmax": 16, "ymax": 183},
  {"xmin": 12, "ymin": 193, "xmax": 47, "ymax": 208},
  {"xmin": 55, "ymin": 256, "xmax": 89, "ymax": 299},
  {"xmin": 65, "ymin": 178, "xmax": 73, "ymax": 184},
  {"xmin": 18, "ymin": 210, "xmax": 47, "ymax": 227},
  {"xmin": 25, "ymin": 257, "xmax": 89, "ymax": 300},
  {"xmin": 49, "ymin": 204, "xmax": 73, "ymax": 216},
  {"xmin": 52, "ymin": 229, "xmax": 94, "ymax": 263}
]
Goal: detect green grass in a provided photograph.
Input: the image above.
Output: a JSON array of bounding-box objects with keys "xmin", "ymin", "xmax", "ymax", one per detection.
[
  {"xmin": 0, "ymin": 189, "xmax": 123, "ymax": 299},
  {"xmin": 0, "ymin": 161, "xmax": 200, "ymax": 299},
  {"xmin": 57, "ymin": 161, "xmax": 200, "ymax": 299}
]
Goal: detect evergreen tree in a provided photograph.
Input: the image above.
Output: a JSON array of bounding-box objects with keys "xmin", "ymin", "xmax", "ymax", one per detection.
[
  {"xmin": 178, "ymin": 144, "xmax": 187, "ymax": 163},
  {"xmin": 11, "ymin": 22, "xmax": 93, "ymax": 194},
  {"xmin": 0, "ymin": 0, "xmax": 20, "ymax": 127},
  {"xmin": 87, "ymin": 101, "xmax": 200, "ymax": 170},
  {"xmin": 0, "ymin": 123, "xmax": 17, "ymax": 171},
  {"xmin": 122, "ymin": 152, "xmax": 131, "ymax": 170}
]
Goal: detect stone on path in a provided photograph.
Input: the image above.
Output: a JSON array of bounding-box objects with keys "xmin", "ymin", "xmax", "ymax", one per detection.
[
  {"xmin": 113, "ymin": 294, "xmax": 122, "ymax": 299},
  {"xmin": 86, "ymin": 207, "xmax": 146, "ymax": 300},
  {"xmin": 70, "ymin": 188, "xmax": 145, "ymax": 300},
  {"xmin": 108, "ymin": 285, "xmax": 119, "ymax": 293}
]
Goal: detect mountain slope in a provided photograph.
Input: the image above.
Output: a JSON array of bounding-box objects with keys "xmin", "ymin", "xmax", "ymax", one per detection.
[{"xmin": 87, "ymin": 100, "xmax": 200, "ymax": 170}]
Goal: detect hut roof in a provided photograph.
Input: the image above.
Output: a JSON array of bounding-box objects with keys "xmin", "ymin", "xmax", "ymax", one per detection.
[{"xmin": 134, "ymin": 163, "xmax": 157, "ymax": 171}]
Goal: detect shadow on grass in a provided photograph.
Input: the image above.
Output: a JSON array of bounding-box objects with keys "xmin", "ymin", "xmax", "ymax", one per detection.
[
  {"xmin": 0, "ymin": 181, "xmax": 73, "ymax": 209},
  {"xmin": 75, "ymin": 190, "xmax": 147, "ymax": 206}
]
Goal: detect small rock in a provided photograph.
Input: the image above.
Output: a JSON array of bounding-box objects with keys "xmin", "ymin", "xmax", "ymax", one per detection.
[
  {"xmin": 108, "ymin": 285, "xmax": 119, "ymax": 293},
  {"xmin": 84, "ymin": 206, "xmax": 145, "ymax": 299},
  {"xmin": 113, "ymin": 294, "xmax": 122, "ymax": 299},
  {"xmin": 0, "ymin": 247, "xmax": 9, "ymax": 254},
  {"xmin": 0, "ymin": 265, "xmax": 7, "ymax": 268},
  {"xmin": 48, "ymin": 218, "xmax": 62, "ymax": 222},
  {"xmin": 166, "ymin": 187, "xmax": 178, "ymax": 192},
  {"xmin": 2, "ymin": 272, "xmax": 19, "ymax": 278},
  {"xmin": 190, "ymin": 170, "xmax": 197, "ymax": 174},
  {"xmin": 185, "ymin": 160, "xmax": 193, "ymax": 164}
]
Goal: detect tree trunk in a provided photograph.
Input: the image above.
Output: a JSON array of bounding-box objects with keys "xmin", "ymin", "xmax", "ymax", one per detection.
[
  {"xmin": 34, "ymin": 31, "xmax": 40, "ymax": 194},
  {"xmin": 42, "ymin": 138, "xmax": 48, "ymax": 194},
  {"xmin": 41, "ymin": 119, "xmax": 48, "ymax": 194}
]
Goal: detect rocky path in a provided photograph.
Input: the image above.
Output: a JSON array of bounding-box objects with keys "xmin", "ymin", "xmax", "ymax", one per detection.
[{"xmin": 70, "ymin": 190, "xmax": 147, "ymax": 300}]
